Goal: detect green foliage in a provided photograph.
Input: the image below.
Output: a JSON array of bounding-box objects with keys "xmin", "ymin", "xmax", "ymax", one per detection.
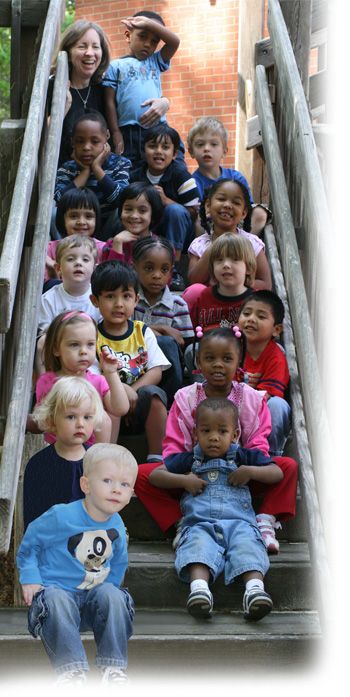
[
  {"xmin": 62, "ymin": 0, "xmax": 76, "ymax": 32},
  {"xmin": 0, "ymin": 28, "xmax": 11, "ymax": 120}
]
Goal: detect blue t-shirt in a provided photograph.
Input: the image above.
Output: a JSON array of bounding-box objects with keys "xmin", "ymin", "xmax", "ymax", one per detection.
[
  {"xmin": 192, "ymin": 166, "xmax": 253, "ymax": 202},
  {"xmin": 17, "ymin": 500, "xmax": 128, "ymax": 592},
  {"xmin": 103, "ymin": 52, "xmax": 170, "ymax": 127}
]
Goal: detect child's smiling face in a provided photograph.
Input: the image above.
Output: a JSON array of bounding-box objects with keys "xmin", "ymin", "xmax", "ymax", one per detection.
[
  {"xmin": 144, "ymin": 136, "xmax": 177, "ymax": 175},
  {"xmin": 120, "ymin": 194, "xmax": 153, "ymax": 237},
  {"xmin": 197, "ymin": 336, "xmax": 241, "ymax": 392},
  {"xmin": 206, "ymin": 181, "xmax": 247, "ymax": 234},
  {"xmin": 64, "ymin": 207, "xmax": 96, "ymax": 237},
  {"xmin": 91, "ymin": 286, "xmax": 138, "ymax": 335}
]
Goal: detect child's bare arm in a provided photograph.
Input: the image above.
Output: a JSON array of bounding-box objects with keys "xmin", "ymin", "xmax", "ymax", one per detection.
[
  {"xmin": 99, "ymin": 347, "xmax": 129, "ymax": 416},
  {"xmin": 104, "ymin": 86, "xmax": 124, "ymax": 155},
  {"xmin": 228, "ymin": 463, "xmax": 283, "ymax": 487},
  {"xmin": 132, "ymin": 366, "xmax": 162, "ymax": 390},
  {"xmin": 122, "ymin": 16, "xmax": 180, "ymax": 62},
  {"xmin": 149, "ymin": 465, "xmax": 207, "ymax": 495},
  {"xmin": 254, "ymin": 249, "xmax": 272, "ymax": 290},
  {"xmin": 187, "ymin": 248, "xmax": 211, "ymax": 284}
]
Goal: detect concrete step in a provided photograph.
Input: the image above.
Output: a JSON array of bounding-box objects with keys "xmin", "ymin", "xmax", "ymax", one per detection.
[
  {"xmin": 121, "ymin": 494, "xmax": 308, "ymax": 543},
  {"xmin": 125, "ymin": 541, "xmax": 314, "ymax": 611},
  {"xmin": 0, "ymin": 608, "xmax": 321, "ymax": 677}
]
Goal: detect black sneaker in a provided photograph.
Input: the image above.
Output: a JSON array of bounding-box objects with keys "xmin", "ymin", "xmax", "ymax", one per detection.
[
  {"xmin": 186, "ymin": 588, "xmax": 213, "ymax": 618},
  {"xmin": 169, "ymin": 270, "xmax": 186, "ymax": 292},
  {"xmin": 243, "ymin": 587, "xmax": 273, "ymax": 621}
]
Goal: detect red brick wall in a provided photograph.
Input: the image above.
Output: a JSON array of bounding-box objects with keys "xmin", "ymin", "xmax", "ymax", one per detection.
[{"xmin": 75, "ymin": 0, "xmax": 240, "ymax": 171}]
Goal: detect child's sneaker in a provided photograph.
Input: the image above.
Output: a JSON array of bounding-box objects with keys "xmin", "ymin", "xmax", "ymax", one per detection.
[
  {"xmin": 172, "ymin": 517, "xmax": 183, "ymax": 550},
  {"xmin": 256, "ymin": 513, "xmax": 281, "ymax": 554},
  {"xmin": 186, "ymin": 587, "xmax": 213, "ymax": 618},
  {"xmin": 55, "ymin": 669, "xmax": 87, "ymax": 685},
  {"xmin": 100, "ymin": 667, "xmax": 128, "ymax": 684},
  {"xmin": 243, "ymin": 587, "xmax": 273, "ymax": 621}
]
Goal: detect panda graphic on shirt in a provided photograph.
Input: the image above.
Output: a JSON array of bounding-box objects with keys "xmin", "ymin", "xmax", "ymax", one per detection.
[{"xmin": 67, "ymin": 529, "xmax": 119, "ymax": 590}]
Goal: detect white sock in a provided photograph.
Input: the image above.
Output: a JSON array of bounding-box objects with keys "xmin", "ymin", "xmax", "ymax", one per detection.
[
  {"xmin": 246, "ymin": 578, "xmax": 264, "ymax": 592},
  {"xmin": 257, "ymin": 513, "xmax": 276, "ymax": 522},
  {"xmin": 190, "ymin": 579, "xmax": 210, "ymax": 593}
]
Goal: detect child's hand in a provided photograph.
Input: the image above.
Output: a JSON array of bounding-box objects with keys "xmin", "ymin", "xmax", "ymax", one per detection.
[
  {"xmin": 139, "ymin": 97, "xmax": 170, "ymax": 127},
  {"xmin": 162, "ymin": 326, "xmax": 184, "ymax": 346},
  {"xmin": 121, "ymin": 16, "xmax": 150, "ymax": 31},
  {"xmin": 184, "ymin": 473, "xmax": 207, "ymax": 496},
  {"xmin": 92, "ymin": 142, "xmax": 111, "ymax": 172},
  {"xmin": 123, "ymin": 384, "xmax": 139, "ymax": 415},
  {"xmin": 100, "ymin": 346, "xmax": 124, "ymax": 374},
  {"xmin": 112, "ymin": 230, "xmax": 139, "ymax": 253},
  {"xmin": 22, "ymin": 583, "xmax": 43, "ymax": 606},
  {"xmin": 228, "ymin": 466, "xmax": 252, "ymax": 487},
  {"xmin": 153, "ymin": 185, "xmax": 170, "ymax": 206},
  {"xmin": 112, "ymin": 128, "xmax": 124, "ymax": 155}
]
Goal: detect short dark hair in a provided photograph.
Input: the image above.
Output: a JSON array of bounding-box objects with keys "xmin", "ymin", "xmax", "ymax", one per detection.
[
  {"xmin": 132, "ymin": 236, "xmax": 175, "ymax": 265},
  {"xmin": 240, "ymin": 290, "xmax": 285, "ymax": 325},
  {"xmin": 196, "ymin": 398, "xmax": 239, "ymax": 426},
  {"xmin": 72, "ymin": 111, "xmax": 108, "ymax": 138},
  {"xmin": 117, "ymin": 182, "xmax": 164, "ymax": 228},
  {"xmin": 91, "ymin": 260, "xmax": 138, "ymax": 297},
  {"xmin": 143, "ymin": 123, "xmax": 180, "ymax": 152},
  {"xmin": 56, "ymin": 187, "xmax": 101, "ymax": 237},
  {"xmin": 133, "ymin": 10, "xmax": 165, "ymax": 25}
]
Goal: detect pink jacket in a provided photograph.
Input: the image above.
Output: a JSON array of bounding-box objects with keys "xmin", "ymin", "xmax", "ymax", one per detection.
[{"xmin": 162, "ymin": 381, "xmax": 271, "ymax": 458}]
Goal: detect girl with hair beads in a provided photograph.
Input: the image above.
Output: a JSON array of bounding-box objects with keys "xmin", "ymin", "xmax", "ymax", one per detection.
[
  {"xmin": 45, "ymin": 188, "xmax": 105, "ymax": 287},
  {"xmin": 101, "ymin": 182, "xmax": 164, "ymax": 265},
  {"xmin": 132, "ymin": 236, "xmax": 194, "ymax": 403},
  {"xmin": 136, "ymin": 327, "xmax": 298, "ymax": 555},
  {"xmin": 184, "ymin": 179, "xmax": 271, "ymax": 314},
  {"xmin": 35, "ymin": 311, "xmax": 129, "ymax": 443},
  {"xmin": 184, "ymin": 233, "xmax": 256, "ymax": 380},
  {"xmin": 24, "ymin": 376, "xmax": 105, "ymax": 530}
]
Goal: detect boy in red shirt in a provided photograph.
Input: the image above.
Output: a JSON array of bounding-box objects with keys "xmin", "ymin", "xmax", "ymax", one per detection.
[{"xmin": 238, "ymin": 290, "xmax": 291, "ymax": 458}]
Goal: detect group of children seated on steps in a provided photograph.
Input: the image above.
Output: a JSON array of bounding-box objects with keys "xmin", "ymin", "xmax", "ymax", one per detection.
[{"xmin": 17, "ymin": 9, "xmax": 298, "ymax": 686}]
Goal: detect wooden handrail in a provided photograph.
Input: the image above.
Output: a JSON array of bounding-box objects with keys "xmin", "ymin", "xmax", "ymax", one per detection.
[
  {"xmin": 255, "ymin": 64, "xmax": 332, "ymax": 627},
  {"xmin": 0, "ymin": 50, "xmax": 68, "ymax": 553},
  {"xmin": 0, "ymin": 0, "xmax": 64, "ymax": 333}
]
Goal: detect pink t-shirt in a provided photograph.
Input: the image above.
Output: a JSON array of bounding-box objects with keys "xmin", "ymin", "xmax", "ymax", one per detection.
[
  {"xmin": 36, "ymin": 370, "xmax": 110, "ymax": 444},
  {"xmin": 45, "ymin": 238, "xmax": 105, "ymax": 280},
  {"xmin": 188, "ymin": 229, "xmax": 264, "ymax": 259}
]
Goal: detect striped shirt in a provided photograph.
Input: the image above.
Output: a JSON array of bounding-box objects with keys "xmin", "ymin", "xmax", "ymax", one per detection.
[
  {"xmin": 54, "ymin": 153, "xmax": 131, "ymax": 218},
  {"xmin": 130, "ymin": 161, "xmax": 199, "ymax": 208},
  {"xmin": 134, "ymin": 286, "xmax": 194, "ymax": 338}
]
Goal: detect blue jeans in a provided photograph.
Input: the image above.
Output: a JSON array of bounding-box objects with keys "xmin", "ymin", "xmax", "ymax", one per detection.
[
  {"xmin": 155, "ymin": 203, "xmax": 194, "ymax": 252},
  {"xmin": 28, "ymin": 584, "xmax": 134, "ymax": 675},
  {"xmin": 175, "ymin": 446, "xmax": 269, "ymax": 584},
  {"xmin": 267, "ymin": 396, "xmax": 291, "ymax": 456},
  {"xmin": 157, "ymin": 335, "xmax": 184, "ymax": 405}
]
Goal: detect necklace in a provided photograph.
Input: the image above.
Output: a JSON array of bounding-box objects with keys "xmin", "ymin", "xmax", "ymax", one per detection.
[{"xmin": 72, "ymin": 84, "xmax": 91, "ymax": 110}]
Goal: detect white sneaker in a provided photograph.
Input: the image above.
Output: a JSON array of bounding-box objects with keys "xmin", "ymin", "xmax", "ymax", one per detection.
[
  {"xmin": 256, "ymin": 514, "xmax": 281, "ymax": 554},
  {"xmin": 55, "ymin": 669, "xmax": 86, "ymax": 685},
  {"xmin": 172, "ymin": 517, "xmax": 183, "ymax": 550},
  {"xmin": 101, "ymin": 667, "xmax": 128, "ymax": 684}
]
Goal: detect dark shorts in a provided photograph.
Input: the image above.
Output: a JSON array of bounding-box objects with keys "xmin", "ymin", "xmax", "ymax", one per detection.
[{"xmin": 120, "ymin": 384, "xmax": 167, "ymax": 435}]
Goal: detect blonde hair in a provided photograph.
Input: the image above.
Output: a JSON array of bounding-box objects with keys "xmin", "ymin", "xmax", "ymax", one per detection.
[
  {"xmin": 33, "ymin": 376, "xmax": 104, "ymax": 432},
  {"xmin": 187, "ymin": 117, "xmax": 228, "ymax": 153},
  {"xmin": 44, "ymin": 311, "xmax": 97, "ymax": 373},
  {"xmin": 51, "ymin": 20, "xmax": 111, "ymax": 84},
  {"xmin": 83, "ymin": 443, "xmax": 138, "ymax": 481},
  {"xmin": 208, "ymin": 233, "xmax": 257, "ymax": 288},
  {"xmin": 56, "ymin": 235, "xmax": 98, "ymax": 265}
]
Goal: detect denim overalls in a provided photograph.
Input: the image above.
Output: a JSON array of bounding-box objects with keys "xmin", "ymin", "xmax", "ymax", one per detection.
[{"xmin": 175, "ymin": 443, "xmax": 269, "ymax": 585}]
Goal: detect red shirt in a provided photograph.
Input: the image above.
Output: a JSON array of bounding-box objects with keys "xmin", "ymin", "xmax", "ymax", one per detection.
[
  {"xmin": 190, "ymin": 285, "xmax": 253, "ymax": 332},
  {"xmin": 242, "ymin": 340, "xmax": 289, "ymax": 398}
]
